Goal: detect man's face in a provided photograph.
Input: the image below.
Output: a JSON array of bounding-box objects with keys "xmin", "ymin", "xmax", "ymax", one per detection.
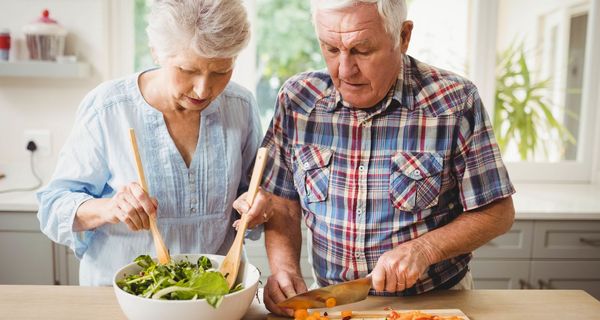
[{"xmin": 315, "ymin": 4, "xmax": 412, "ymax": 108}]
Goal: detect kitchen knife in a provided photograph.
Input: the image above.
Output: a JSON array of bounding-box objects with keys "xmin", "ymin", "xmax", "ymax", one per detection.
[{"xmin": 277, "ymin": 275, "xmax": 372, "ymax": 310}]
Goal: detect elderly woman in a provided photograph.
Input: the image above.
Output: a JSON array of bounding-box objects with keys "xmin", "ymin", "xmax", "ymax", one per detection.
[{"xmin": 37, "ymin": 0, "xmax": 271, "ymax": 286}]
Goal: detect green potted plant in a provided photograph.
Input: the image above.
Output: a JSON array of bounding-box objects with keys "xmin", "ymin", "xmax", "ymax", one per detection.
[{"xmin": 493, "ymin": 41, "xmax": 575, "ymax": 160}]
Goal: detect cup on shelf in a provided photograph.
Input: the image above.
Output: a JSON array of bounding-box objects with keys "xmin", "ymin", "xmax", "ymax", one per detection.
[
  {"xmin": 0, "ymin": 28, "xmax": 10, "ymax": 61},
  {"xmin": 23, "ymin": 9, "xmax": 67, "ymax": 61}
]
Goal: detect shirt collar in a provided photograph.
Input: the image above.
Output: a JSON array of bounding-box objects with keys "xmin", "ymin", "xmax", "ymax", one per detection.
[{"xmin": 323, "ymin": 54, "xmax": 410, "ymax": 114}]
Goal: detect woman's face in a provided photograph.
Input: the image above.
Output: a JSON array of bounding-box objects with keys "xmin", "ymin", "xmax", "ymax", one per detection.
[{"xmin": 161, "ymin": 49, "xmax": 235, "ymax": 112}]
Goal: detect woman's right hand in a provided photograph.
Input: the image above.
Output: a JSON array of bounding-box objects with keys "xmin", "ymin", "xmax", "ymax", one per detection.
[{"xmin": 103, "ymin": 182, "xmax": 158, "ymax": 231}]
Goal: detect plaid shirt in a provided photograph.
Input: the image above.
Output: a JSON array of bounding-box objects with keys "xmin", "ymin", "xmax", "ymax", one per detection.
[{"xmin": 261, "ymin": 55, "xmax": 515, "ymax": 295}]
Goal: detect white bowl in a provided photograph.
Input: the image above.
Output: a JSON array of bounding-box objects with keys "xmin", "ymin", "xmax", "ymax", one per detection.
[{"xmin": 113, "ymin": 254, "xmax": 260, "ymax": 320}]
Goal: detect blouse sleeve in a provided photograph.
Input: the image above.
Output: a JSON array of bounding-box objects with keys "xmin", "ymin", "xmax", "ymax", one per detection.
[{"xmin": 36, "ymin": 96, "xmax": 110, "ymax": 259}]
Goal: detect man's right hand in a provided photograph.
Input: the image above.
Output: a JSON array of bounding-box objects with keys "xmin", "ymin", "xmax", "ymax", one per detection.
[{"xmin": 263, "ymin": 271, "xmax": 307, "ymax": 317}]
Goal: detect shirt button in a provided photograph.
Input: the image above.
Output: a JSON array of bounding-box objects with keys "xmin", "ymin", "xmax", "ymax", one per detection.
[
  {"xmin": 413, "ymin": 169, "xmax": 421, "ymax": 177},
  {"xmin": 303, "ymin": 163, "xmax": 310, "ymax": 169},
  {"xmin": 191, "ymin": 198, "xmax": 197, "ymax": 204},
  {"xmin": 448, "ymin": 203, "xmax": 455, "ymax": 209},
  {"xmin": 357, "ymin": 208, "xmax": 362, "ymax": 215},
  {"xmin": 359, "ymin": 165, "xmax": 365, "ymax": 171},
  {"xmin": 191, "ymin": 208, "xmax": 196, "ymax": 213}
]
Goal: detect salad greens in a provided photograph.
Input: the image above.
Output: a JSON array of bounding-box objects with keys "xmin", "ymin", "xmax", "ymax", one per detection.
[{"xmin": 116, "ymin": 255, "xmax": 242, "ymax": 308}]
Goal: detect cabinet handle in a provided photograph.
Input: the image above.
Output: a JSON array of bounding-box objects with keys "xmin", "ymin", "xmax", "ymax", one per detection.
[
  {"xmin": 519, "ymin": 279, "xmax": 534, "ymax": 289},
  {"xmin": 538, "ymin": 279, "xmax": 553, "ymax": 289},
  {"xmin": 580, "ymin": 238, "xmax": 600, "ymax": 246}
]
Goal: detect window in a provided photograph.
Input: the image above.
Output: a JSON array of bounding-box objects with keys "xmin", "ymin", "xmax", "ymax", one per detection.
[
  {"xmin": 133, "ymin": 0, "xmax": 600, "ymax": 183},
  {"xmin": 488, "ymin": 0, "xmax": 597, "ymax": 182}
]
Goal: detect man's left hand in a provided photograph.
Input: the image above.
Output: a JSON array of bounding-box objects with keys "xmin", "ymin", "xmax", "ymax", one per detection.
[{"xmin": 371, "ymin": 240, "xmax": 434, "ymax": 292}]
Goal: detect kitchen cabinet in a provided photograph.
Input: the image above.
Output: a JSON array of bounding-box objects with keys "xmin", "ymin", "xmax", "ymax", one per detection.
[
  {"xmin": 0, "ymin": 211, "xmax": 55, "ymax": 284},
  {"xmin": 471, "ymin": 220, "xmax": 600, "ymax": 299}
]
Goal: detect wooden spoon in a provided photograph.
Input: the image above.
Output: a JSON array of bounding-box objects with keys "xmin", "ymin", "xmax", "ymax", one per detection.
[
  {"xmin": 129, "ymin": 128, "xmax": 171, "ymax": 265},
  {"xmin": 219, "ymin": 147, "xmax": 269, "ymax": 288}
]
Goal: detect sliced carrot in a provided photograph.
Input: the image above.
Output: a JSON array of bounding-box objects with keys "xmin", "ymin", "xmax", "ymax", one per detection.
[
  {"xmin": 294, "ymin": 309, "xmax": 309, "ymax": 320},
  {"xmin": 341, "ymin": 310, "xmax": 353, "ymax": 318},
  {"xmin": 325, "ymin": 297, "xmax": 337, "ymax": 308}
]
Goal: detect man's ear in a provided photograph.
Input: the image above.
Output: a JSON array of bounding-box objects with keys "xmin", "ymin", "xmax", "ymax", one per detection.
[{"xmin": 400, "ymin": 20, "xmax": 414, "ymax": 54}]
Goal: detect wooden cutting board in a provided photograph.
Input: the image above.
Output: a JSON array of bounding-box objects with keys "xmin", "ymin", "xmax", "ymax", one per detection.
[{"xmin": 267, "ymin": 308, "xmax": 470, "ymax": 319}]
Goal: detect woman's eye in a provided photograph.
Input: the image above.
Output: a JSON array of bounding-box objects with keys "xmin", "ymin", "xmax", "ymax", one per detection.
[{"xmin": 178, "ymin": 67, "xmax": 193, "ymax": 73}]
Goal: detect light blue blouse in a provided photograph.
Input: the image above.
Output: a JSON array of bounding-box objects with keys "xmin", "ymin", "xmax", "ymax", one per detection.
[{"xmin": 37, "ymin": 71, "xmax": 263, "ymax": 286}]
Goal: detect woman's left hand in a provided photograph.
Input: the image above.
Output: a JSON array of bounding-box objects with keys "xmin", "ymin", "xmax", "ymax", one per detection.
[{"xmin": 232, "ymin": 188, "xmax": 274, "ymax": 229}]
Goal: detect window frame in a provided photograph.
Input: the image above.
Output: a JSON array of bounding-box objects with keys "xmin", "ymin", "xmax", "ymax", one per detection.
[{"xmin": 469, "ymin": 0, "xmax": 600, "ymax": 183}]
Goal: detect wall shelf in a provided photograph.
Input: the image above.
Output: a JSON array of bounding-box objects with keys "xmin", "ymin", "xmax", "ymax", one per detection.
[{"xmin": 0, "ymin": 61, "xmax": 91, "ymax": 78}]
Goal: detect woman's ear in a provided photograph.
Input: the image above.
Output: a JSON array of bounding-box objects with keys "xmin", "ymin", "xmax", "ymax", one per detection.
[{"xmin": 150, "ymin": 47, "xmax": 159, "ymax": 65}]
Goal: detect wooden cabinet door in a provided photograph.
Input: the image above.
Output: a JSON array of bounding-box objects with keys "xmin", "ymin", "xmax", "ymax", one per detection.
[
  {"xmin": 531, "ymin": 261, "xmax": 600, "ymax": 300},
  {"xmin": 470, "ymin": 260, "xmax": 531, "ymax": 289},
  {"xmin": 0, "ymin": 212, "xmax": 55, "ymax": 285}
]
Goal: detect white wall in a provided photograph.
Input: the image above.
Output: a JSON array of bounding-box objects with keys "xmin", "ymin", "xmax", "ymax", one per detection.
[{"xmin": 0, "ymin": 0, "xmax": 132, "ymax": 181}]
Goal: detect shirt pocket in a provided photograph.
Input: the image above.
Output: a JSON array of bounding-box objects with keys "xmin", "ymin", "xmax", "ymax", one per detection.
[
  {"xmin": 390, "ymin": 151, "xmax": 444, "ymax": 212},
  {"xmin": 293, "ymin": 145, "xmax": 333, "ymax": 203}
]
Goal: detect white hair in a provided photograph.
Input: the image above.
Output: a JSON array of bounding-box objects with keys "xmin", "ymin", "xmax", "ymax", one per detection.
[
  {"xmin": 310, "ymin": 0, "xmax": 407, "ymax": 47},
  {"xmin": 147, "ymin": 0, "xmax": 250, "ymax": 60}
]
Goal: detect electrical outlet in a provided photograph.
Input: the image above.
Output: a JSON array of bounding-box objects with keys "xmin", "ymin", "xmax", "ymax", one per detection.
[{"xmin": 24, "ymin": 129, "xmax": 52, "ymax": 156}]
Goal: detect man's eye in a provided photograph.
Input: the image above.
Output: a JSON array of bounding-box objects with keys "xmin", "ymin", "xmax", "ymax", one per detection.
[
  {"xmin": 327, "ymin": 47, "xmax": 339, "ymax": 53},
  {"xmin": 178, "ymin": 67, "xmax": 193, "ymax": 73}
]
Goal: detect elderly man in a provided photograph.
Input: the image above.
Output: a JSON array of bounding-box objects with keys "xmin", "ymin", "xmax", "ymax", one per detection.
[{"xmin": 255, "ymin": 0, "xmax": 515, "ymax": 315}]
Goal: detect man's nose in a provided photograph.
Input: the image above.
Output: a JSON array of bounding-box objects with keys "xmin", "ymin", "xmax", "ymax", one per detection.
[{"xmin": 338, "ymin": 53, "xmax": 359, "ymax": 79}]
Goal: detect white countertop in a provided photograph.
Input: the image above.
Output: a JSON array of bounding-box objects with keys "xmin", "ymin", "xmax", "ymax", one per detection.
[{"xmin": 1, "ymin": 171, "xmax": 600, "ymax": 219}]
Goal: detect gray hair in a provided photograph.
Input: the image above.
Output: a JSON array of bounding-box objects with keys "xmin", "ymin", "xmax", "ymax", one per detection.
[
  {"xmin": 310, "ymin": 0, "xmax": 407, "ymax": 47},
  {"xmin": 147, "ymin": 0, "xmax": 250, "ymax": 60}
]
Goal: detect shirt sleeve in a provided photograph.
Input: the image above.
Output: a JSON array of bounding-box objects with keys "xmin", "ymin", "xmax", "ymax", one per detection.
[
  {"xmin": 36, "ymin": 99, "xmax": 109, "ymax": 259},
  {"xmin": 238, "ymin": 93, "xmax": 264, "ymax": 241},
  {"xmin": 453, "ymin": 87, "xmax": 516, "ymax": 211},
  {"xmin": 260, "ymin": 85, "xmax": 299, "ymax": 200}
]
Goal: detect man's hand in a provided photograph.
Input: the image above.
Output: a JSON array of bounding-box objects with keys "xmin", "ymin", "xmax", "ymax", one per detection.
[
  {"xmin": 264, "ymin": 271, "xmax": 307, "ymax": 317},
  {"xmin": 232, "ymin": 188, "xmax": 273, "ymax": 229},
  {"xmin": 371, "ymin": 240, "xmax": 433, "ymax": 292}
]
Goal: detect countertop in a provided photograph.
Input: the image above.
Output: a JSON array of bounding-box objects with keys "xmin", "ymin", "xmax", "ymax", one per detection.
[
  {"xmin": 1, "ymin": 286, "xmax": 599, "ymax": 320},
  {"xmin": 2, "ymin": 181, "xmax": 599, "ymax": 219}
]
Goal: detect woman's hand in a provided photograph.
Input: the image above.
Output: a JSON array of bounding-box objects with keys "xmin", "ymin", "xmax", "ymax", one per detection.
[
  {"xmin": 232, "ymin": 188, "xmax": 273, "ymax": 229},
  {"xmin": 103, "ymin": 182, "xmax": 158, "ymax": 231}
]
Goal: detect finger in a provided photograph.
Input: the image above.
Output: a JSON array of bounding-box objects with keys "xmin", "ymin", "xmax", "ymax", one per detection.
[
  {"xmin": 245, "ymin": 191, "xmax": 268, "ymax": 221},
  {"xmin": 233, "ymin": 196, "xmax": 250, "ymax": 216},
  {"xmin": 371, "ymin": 265, "xmax": 386, "ymax": 292},
  {"xmin": 122, "ymin": 191, "xmax": 149, "ymax": 230},
  {"xmin": 232, "ymin": 219, "xmax": 241, "ymax": 229},
  {"xmin": 129, "ymin": 183, "xmax": 157, "ymax": 219},
  {"xmin": 266, "ymin": 283, "xmax": 294, "ymax": 317},
  {"xmin": 123, "ymin": 216, "xmax": 138, "ymax": 231},
  {"xmin": 264, "ymin": 286, "xmax": 292, "ymax": 317},
  {"xmin": 116, "ymin": 201, "xmax": 140, "ymax": 230},
  {"xmin": 384, "ymin": 267, "xmax": 398, "ymax": 293},
  {"xmin": 292, "ymin": 277, "xmax": 308, "ymax": 293},
  {"xmin": 278, "ymin": 278, "xmax": 298, "ymax": 299}
]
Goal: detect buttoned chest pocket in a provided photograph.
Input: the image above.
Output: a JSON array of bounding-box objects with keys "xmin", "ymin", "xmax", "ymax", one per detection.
[
  {"xmin": 390, "ymin": 152, "xmax": 443, "ymax": 212},
  {"xmin": 293, "ymin": 145, "xmax": 332, "ymax": 203}
]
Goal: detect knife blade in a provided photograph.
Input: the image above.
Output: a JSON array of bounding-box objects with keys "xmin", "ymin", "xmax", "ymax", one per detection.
[{"xmin": 277, "ymin": 276, "xmax": 372, "ymax": 310}]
